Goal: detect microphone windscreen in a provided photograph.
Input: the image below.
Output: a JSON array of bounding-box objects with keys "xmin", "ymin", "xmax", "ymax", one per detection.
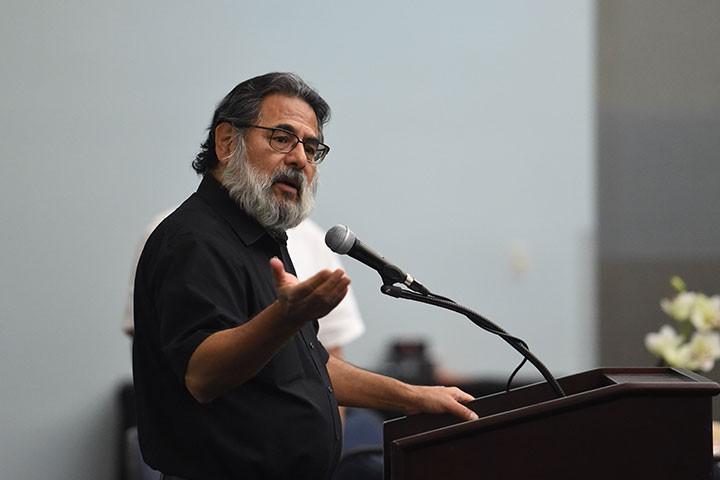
[{"xmin": 325, "ymin": 224, "xmax": 356, "ymax": 254}]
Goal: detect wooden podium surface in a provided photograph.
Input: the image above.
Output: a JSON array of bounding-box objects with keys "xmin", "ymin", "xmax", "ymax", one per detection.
[{"xmin": 384, "ymin": 368, "xmax": 720, "ymax": 480}]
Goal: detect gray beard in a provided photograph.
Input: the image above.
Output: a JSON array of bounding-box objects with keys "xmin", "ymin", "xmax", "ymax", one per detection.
[{"xmin": 220, "ymin": 145, "xmax": 318, "ymax": 233}]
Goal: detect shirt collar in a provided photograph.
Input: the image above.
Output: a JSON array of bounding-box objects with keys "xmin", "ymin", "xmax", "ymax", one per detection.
[{"xmin": 196, "ymin": 174, "xmax": 280, "ymax": 247}]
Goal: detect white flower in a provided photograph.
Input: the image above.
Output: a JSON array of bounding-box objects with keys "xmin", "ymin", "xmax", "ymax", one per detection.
[
  {"xmin": 646, "ymin": 328, "xmax": 720, "ymax": 371},
  {"xmin": 680, "ymin": 331, "xmax": 720, "ymax": 372},
  {"xmin": 647, "ymin": 277, "xmax": 720, "ymax": 372},
  {"xmin": 660, "ymin": 292, "xmax": 697, "ymax": 322},
  {"xmin": 689, "ymin": 294, "xmax": 720, "ymax": 331},
  {"xmin": 663, "ymin": 344, "xmax": 694, "ymax": 370},
  {"xmin": 644, "ymin": 325, "xmax": 683, "ymax": 358}
]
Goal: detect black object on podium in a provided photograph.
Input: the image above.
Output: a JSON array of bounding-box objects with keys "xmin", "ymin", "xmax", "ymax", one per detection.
[{"xmin": 384, "ymin": 367, "xmax": 719, "ymax": 480}]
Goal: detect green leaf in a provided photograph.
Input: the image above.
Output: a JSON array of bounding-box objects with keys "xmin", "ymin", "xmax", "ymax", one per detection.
[{"xmin": 670, "ymin": 276, "xmax": 687, "ymax": 293}]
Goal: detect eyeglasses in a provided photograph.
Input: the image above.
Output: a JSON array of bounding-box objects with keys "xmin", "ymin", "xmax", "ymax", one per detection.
[{"xmin": 239, "ymin": 124, "xmax": 330, "ymax": 164}]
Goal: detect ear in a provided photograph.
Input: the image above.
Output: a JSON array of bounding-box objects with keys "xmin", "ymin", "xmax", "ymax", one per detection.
[{"xmin": 214, "ymin": 122, "xmax": 238, "ymax": 168}]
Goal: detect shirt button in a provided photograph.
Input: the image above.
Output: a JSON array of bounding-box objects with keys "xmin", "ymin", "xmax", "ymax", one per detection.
[
  {"xmin": 308, "ymin": 341, "xmax": 315, "ymax": 349},
  {"xmin": 327, "ymin": 385, "xmax": 334, "ymax": 393}
]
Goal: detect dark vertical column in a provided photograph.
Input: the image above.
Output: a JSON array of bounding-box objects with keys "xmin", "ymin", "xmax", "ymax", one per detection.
[{"xmin": 597, "ymin": 1, "xmax": 720, "ymax": 381}]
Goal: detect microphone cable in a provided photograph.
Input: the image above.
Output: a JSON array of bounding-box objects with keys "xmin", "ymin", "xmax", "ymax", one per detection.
[
  {"xmin": 382, "ymin": 284, "xmax": 565, "ymax": 398},
  {"xmin": 422, "ymin": 290, "xmax": 530, "ymax": 393}
]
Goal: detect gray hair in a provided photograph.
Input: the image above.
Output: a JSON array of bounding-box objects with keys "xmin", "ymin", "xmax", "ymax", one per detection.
[{"xmin": 193, "ymin": 72, "xmax": 330, "ymax": 175}]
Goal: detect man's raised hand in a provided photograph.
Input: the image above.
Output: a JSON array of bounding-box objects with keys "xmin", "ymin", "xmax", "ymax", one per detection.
[{"xmin": 270, "ymin": 257, "xmax": 351, "ymax": 326}]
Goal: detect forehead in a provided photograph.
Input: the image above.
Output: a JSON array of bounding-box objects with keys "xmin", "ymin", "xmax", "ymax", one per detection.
[{"xmin": 258, "ymin": 94, "xmax": 319, "ymax": 137}]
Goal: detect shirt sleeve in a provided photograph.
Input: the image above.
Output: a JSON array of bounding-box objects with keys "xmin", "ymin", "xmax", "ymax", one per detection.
[{"xmin": 147, "ymin": 230, "xmax": 249, "ymax": 382}]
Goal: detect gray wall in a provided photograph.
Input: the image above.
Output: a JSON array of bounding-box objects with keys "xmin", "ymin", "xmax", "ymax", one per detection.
[
  {"xmin": 597, "ymin": 1, "xmax": 720, "ymax": 370},
  {"xmin": 0, "ymin": 1, "xmax": 595, "ymax": 478}
]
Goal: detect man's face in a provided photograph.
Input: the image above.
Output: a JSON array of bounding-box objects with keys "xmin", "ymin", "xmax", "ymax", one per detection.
[
  {"xmin": 243, "ymin": 93, "xmax": 319, "ymax": 204},
  {"xmin": 216, "ymin": 94, "xmax": 321, "ymax": 232}
]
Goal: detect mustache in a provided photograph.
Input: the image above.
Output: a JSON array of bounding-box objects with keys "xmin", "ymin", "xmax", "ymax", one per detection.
[{"xmin": 271, "ymin": 168, "xmax": 307, "ymax": 196}]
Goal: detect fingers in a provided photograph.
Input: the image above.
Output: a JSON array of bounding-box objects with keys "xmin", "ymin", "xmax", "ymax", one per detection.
[
  {"xmin": 308, "ymin": 270, "xmax": 351, "ymax": 316},
  {"xmin": 291, "ymin": 268, "xmax": 344, "ymax": 298},
  {"xmin": 273, "ymin": 263, "xmax": 352, "ymax": 323},
  {"xmin": 448, "ymin": 386, "xmax": 475, "ymax": 404},
  {"xmin": 414, "ymin": 386, "xmax": 478, "ymax": 422},
  {"xmin": 312, "ymin": 269, "xmax": 351, "ymax": 300},
  {"xmin": 446, "ymin": 399, "xmax": 479, "ymax": 422},
  {"xmin": 434, "ymin": 386, "xmax": 477, "ymax": 421},
  {"xmin": 270, "ymin": 259, "xmax": 349, "ymax": 294},
  {"xmin": 292, "ymin": 270, "xmax": 351, "ymax": 311}
]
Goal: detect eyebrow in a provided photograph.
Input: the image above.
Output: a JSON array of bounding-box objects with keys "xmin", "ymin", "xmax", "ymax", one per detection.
[{"xmin": 273, "ymin": 123, "xmax": 320, "ymax": 143}]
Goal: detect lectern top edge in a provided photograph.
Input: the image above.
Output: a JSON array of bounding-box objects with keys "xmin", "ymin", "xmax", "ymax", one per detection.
[
  {"xmin": 384, "ymin": 367, "xmax": 719, "ymax": 480},
  {"xmin": 384, "ymin": 367, "xmax": 720, "ymax": 452}
]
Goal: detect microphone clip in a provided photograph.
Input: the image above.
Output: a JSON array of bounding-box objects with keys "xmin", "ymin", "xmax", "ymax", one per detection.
[{"xmin": 380, "ymin": 274, "xmax": 431, "ymax": 296}]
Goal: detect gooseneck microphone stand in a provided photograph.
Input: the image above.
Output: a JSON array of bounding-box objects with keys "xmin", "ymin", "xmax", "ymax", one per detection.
[{"xmin": 380, "ymin": 283, "xmax": 566, "ymax": 399}]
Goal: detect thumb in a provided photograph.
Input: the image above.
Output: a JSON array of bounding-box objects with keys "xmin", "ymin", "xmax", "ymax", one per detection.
[{"xmin": 270, "ymin": 257, "xmax": 293, "ymax": 288}]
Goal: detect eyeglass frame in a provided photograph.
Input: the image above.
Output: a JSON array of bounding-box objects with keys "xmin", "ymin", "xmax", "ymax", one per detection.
[{"xmin": 232, "ymin": 123, "xmax": 330, "ymax": 164}]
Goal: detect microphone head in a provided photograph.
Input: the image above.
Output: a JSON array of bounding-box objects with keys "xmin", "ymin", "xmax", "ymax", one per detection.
[{"xmin": 325, "ymin": 224, "xmax": 356, "ymax": 254}]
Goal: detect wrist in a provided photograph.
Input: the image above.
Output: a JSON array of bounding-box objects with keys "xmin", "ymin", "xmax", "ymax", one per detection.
[
  {"xmin": 397, "ymin": 382, "xmax": 421, "ymax": 414},
  {"xmin": 269, "ymin": 300, "xmax": 304, "ymax": 333}
]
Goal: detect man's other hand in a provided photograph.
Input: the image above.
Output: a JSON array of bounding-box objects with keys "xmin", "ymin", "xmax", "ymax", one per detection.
[{"xmin": 406, "ymin": 385, "xmax": 479, "ymax": 422}]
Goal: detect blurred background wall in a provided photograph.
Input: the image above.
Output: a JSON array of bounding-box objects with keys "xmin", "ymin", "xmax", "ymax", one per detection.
[
  {"xmin": 597, "ymin": 0, "xmax": 720, "ymax": 410},
  {"xmin": 597, "ymin": 0, "xmax": 720, "ymax": 364},
  {"xmin": 0, "ymin": 0, "xmax": 715, "ymax": 478}
]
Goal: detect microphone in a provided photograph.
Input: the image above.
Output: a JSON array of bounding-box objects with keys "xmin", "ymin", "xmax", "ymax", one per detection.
[{"xmin": 325, "ymin": 224, "xmax": 430, "ymax": 295}]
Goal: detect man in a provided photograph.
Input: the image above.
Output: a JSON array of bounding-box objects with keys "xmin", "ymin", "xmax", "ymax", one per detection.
[
  {"xmin": 125, "ymin": 216, "xmax": 365, "ymax": 480},
  {"xmin": 133, "ymin": 72, "xmax": 477, "ymax": 480}
]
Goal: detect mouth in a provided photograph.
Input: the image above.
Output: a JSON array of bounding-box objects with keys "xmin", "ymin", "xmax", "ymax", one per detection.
[{"xmin": 272, "ymin": 174, "xmax": 302, "ymax": 199}]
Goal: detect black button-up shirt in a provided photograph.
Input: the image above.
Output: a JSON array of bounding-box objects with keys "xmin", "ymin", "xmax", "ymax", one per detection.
[{"xmin": 132, "ymin": 175, "xmax": 342, "ymax": 480}]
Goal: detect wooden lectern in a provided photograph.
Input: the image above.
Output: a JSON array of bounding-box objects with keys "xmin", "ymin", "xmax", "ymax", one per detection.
[{"xmin": 384, "ymin": 368, "xmax": 719, "ymax": 479}]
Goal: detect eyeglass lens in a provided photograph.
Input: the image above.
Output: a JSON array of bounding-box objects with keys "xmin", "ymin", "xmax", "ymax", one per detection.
[{"xmin": 269, "ymin": 130, "xmax": 326, "ymax": 163}]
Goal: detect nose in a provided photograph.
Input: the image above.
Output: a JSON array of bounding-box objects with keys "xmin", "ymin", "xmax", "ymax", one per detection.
[{"xmin": 284, "ymin": 141, "xmax": 308, "ymax": 170}]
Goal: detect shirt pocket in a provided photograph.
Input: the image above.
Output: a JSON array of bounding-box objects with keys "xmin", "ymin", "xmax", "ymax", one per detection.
[{"xmin": 256, "ymin": 336, "xmax": 304, "ymax": 384}]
